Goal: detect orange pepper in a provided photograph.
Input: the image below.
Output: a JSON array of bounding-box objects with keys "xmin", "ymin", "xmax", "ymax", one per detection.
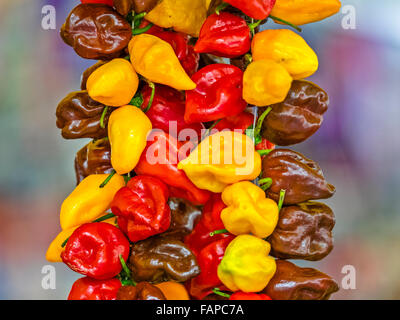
[{"xmin": 155, "ymin": 282, "xmax": 190, "ymax": 300}]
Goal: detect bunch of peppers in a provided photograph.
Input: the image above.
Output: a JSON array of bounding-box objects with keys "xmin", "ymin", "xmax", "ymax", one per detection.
[{"xmin": 48, "ymin": 0, "xmax": 342, "ymax": 300}]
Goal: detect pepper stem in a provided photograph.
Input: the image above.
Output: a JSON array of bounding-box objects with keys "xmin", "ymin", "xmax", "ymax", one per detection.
[
  {"xmin": 259, "ymin": 178, "xmax": 273, "ymax": 191},
  {"xmin": 210, "ymin": 229, "xmax": 229, "ymax": 237},
  {"xmin": 254, "ymin": 107, "xmax": 272, "ymax": 141},
  {"xmin": 257, "ymin": 149, "xmax": 273, "ymax": 157},
  {"xmin": 203, "ymin": 119, "xmax": 222, "ymax": 139},
  {"xmin": 278, "ymin": 189, "xmax": 286, "ymax": 211},
  {"xmin": 143, "ymin": 80, "xmax": 156, "ymax": 113},
  {"xmin": 215, "ymin": 2, "xmax": 229, "ymax": 15},
  {"xmin": 212, "ymin": 288, "xmax": 231, "ymax": 299},
  {"xmin": 269, "ymin": 15, "xmax": 302, "ymax": 32},
  {"xmin": 119, "ymin": 255, "xmax": 137, "ymax": 286},
  {"xmin": 248, "ymin": 19, "xmax": 263, "ymax": 36},
  {"xmin": 100, "ymin": 106, "xmax": 109, "ymax": 129},
  {"xmin": 99, "ymin": 170, "xmax": 116, "ymax": 188}
]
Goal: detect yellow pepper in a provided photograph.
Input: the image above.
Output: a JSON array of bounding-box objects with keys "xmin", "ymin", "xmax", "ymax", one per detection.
[
  {"xmin": 271, "ymin": 0, "xmax": 342, "ymax": 25},
  {"xmin": 221, "ymin": 182, "xmax": 279, "ymax": 238},
  {"xmin": 178, "ymin": 131, "xmax": 261, "ymax": 193},
  {"xmin": 87, "ymin": 58, "xmax": 139, "ymax": 107},
  {"xmin": 217, "ymin": 235, "xmax": 276, "ymax": 292},
  {"xmin": 46, "ymin": 217, "xmax": 117, "ymax": 262},
  {"xmin": 243, "ymin": 59, "xmax": 292, "ymax": 106},
  {"xmin": 252, "ymin": 29, "xmax": 319, "ymax": 80},
  {"xmin": 146, "ymin": 0, "xmax": 208, "ymax": 37},
  {"xmin": 60, "ymin": 174, "xmax": 125, "ymax": 230},
  {"xmin": 108, "ymin": 105, "xmax": 152, "ymax": 175},
  {"xmin": 129, "ymin": 34, "xmax": 196, "ymax": 91}
]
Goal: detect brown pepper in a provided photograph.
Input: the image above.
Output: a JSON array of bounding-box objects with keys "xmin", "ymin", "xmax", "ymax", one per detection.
[
  {"xmin": 114, "ymin": 0, "xmax": 133, "ymax": 16},
  {"xmin": 117, "ymin": 282, "xmax": 166, "ymax": 300},
  {"xmin": 263, "ymin": 260, "xmax": 339, "ymax": 300},
  {"xmin": 269, "ymin": 202, "xmax": 335, "ymax": 261},
  {"xmin": 60, "ymin": 4, "xmax": 132, "ymax": 60},
  {"xmin": 56, "ymin": 90, "xmax": 112, "ymax": 140},
  {"xmin": 132, "ymin": 0, "xmax": 160, "ymax": 13},
  {"xmin": 80, "ymin": 61, "xmax": 107, "ymax": 90},
  {"xmin": 262, "ymin": 149, "xmax": 335, "ymax": 205},
  {"xmin": 74, "ymin": 139, "xmax": 113, "ymax": 185},
  {"xmin": 129, "ymin": 235, "xmax": 200, "ymax": 283},
  {"xmin": 260, "ymin": 80, "xmax": 329, "ymax": 146}
]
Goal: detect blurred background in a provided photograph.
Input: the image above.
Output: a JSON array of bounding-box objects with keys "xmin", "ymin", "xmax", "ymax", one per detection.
[{"xmin": 0, "ymin": 0, "xmax": 399, "ymax": 299}]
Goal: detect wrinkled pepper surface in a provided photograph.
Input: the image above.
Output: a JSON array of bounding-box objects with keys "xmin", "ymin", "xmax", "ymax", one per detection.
[
  {"xmin": 224, "ymin": 0, "xmax": 276, "ymax": 20},
  {"xmin": 230, "ymin": 292, "xmax": 272, "ymax": 300},
  {"xmin": 68, "ymin": 277, "xmax": 121, "ymax": 300},
  {"xmin": 117, "ymin": 283, "xmax": 166, "ymax": 300}
]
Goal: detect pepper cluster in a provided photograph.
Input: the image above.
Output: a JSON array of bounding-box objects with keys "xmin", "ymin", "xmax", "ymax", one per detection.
[{"xmin": 47, "ymin": 0, "xmax": 342, "ymax": 300}]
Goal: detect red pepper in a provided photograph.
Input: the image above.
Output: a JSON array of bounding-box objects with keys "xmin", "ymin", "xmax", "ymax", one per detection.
[
  {"xmin": 224, "ymin": 0, "xmax": 276, "ymax": 20},
  {"xmin": 185, "ymin": 64, "xmax": 247, "ymax": 124},
  {"xmin": 111, "ymin": 175, "xmax": 171, "ymax": 242},
  {"xmin": 61, "ymin": 223, "xmax": 130, "ymax": 280},
  {"xmin": 68, "ymin": 277, "xmax": 121, "ymax": 300},
  {"xmin": 195, "ymin": 13, "xmax": 251, "ymax": 58},
  {"xmin": 214, "ymin": 111, "xmax": 255, "ymax": 134},
  {"xmin": 256, "ymin": 138, "xmax": 276, "ymax": 157},
  {"xmin": 80, "ymin": 0, "xmax": 113, "ymax": 6},
  {"xmin": 230, "ymin": 292, "xmax": 272, "ymax": 300},
  {"xmin": 141, "ymin": 84, "xmax": 204, "ymax": 140},
  {"xmin": 134, "ymin": 130, "xmax": 211, "ymax": 205},
  {"xmin": 144, "ymin": 23, "xmax": 200, "ymax": 76}
]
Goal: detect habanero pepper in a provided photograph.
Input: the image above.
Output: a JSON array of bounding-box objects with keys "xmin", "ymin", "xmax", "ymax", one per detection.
[
  {"xmin": 155, "ymin": 282, "xmax": 190, "ymax": 300},
  {"xmin": 68, "ymin": 277, "xmax": 122, "ymax": 300},
  {"xmin": 110, "ymin": 175, "xmax": 171, "ymax": 243},
  {"xmin": 229, "ymin": 292, "xmax": 272, "ymax": 300},
  {"xmin": 224, "ymin": 0, "xmax": 276, "ymax": 20},
  {"xmin": 185, "ymin": 64, "xmax": 247, "ymax": 124},
  {"xmin": 80, "ymin": 1, "xmax": 113, "ymax": 6},
  {"xmin": 214, "ymin": 111, "xmax": 254, "ymax": 134}
]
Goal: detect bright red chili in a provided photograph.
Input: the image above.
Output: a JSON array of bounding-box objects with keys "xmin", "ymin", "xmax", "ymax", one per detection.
[
  {"xmin": 111, "ymin": 175, "xmax": 171, "ymax": 242},
  {"xmin": 230, "ymin": 292, "xmax": 272, "ymax": 300},
  {"xmin": 195, "ymin": 12, "xmax": 251, "ymax": 58},
  {"xmin": 224, "ymin": 0, "xmax": 276, "ymax": 20},
  {"xmin": 80, "ymin": 0, "xmax": 114, "ymax": 6},
  {"xmin": 61, "ymin": 223, "xmax": 130, "ymax": 280},
  {"xmin": 68, "ymin": 277, "xmax": 121, "ymax": 300},
  {"xmin": 185, "ymin": 64, "xmax": 247, "ymax": 124},
  {"xmin": 214, "ymin": 111, "xmax": 255, "ymax": 134}
]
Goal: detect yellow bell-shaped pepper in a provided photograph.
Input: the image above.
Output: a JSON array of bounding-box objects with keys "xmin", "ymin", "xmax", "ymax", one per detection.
[
  {"xmin": 178, "ymin": 131, "xmax": 261, "ymax": 193},
  {"xmin": 221, "ymin": 182, "xmax": 279, "ymax": 238},
  {"xmin": 252, "ymin": 29, "xmax": 319, "ymax": 80},
  {"xmin": 243, "ymin": 59, "xmax": 292, "ymax": 107},
  {"xmin": 87, "ymin": 58, "xmax": 139, "ymax": 107},
  {"xmin": 271, "ymin": 0, "xmax": 342, "ymax": 25},
  {"xmin": 146, "ymin": 0, "xmax": 208, "ymax": 37},
  {"xmin": 108, "ymin": 105, "xmax": 152, "ymax": 175},
  {"xmin": 217, "ymin": 235, "xmax": 276, "ymax": 292},
  {"xmin": 60, "ymin": 174, "xmax": 125, "ymax": 230},
  {"xmin": 129, "ymin": 34, "xmax": 196, "ymax": 91}
]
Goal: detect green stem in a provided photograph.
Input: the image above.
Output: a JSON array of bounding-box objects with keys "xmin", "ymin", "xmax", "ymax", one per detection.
[
  {"xmin": 248, "ymin": 19, "xmax": 263, "ymax": 36},
  {"xmin": 100, "ymin": 106, "xmax": 109, "ymax": 129},
  {"xmin": 212, "ymin": 288, "xmax": 231, "ymax": 299},
  {"xmin": 259, "ymin": 178, "xmax": 273, "ymax": 191},
  {"xmin": 143, "ymin": 80, "xmax": 155, "ymax": 113},
  {"xmin": 210, "ymin": 228, "xmax": 228, "ymax": 237},
  {"xmin": 254, "ymin": 107, "xmax": 272, "ymax": 140},
  {"xmin": 278, "ymin": 189, "xmax": 286, "ymax": 211},
  {"xmin": 203, "ymin": 119, "xmax": 222, "ymax": 139},
  {"xmin": 215, "ymin": 2, "xmax": 229, "ymax": 15},
  {"xmin": 132, "ymin": 23, "xmax": 153, "ymax": 35},
  {"xmin": 93, "ymin": 213, "xmax": 115, "ymax": 223},
  {"xmin": 119, "ymin": 255, "xmax": 137, "ymax": 286},
  {"xmin": 269, "ymin": 15, "xmax": 302, "ymax": 32},
  {"xmin": 99, "ymin": 170, "xmax": 116, "ymax": 188},
  {"xmin": 257, "ymin": 149, "xmax": 273, "ymax": 157}
]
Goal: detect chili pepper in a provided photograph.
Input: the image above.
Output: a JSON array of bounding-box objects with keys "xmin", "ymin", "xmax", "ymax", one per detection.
[
  {"xmin": 255, "ymin": 138, "xmax": 275, "ymax": 156},
  {"xmin": 60, "ymin": 174, "xmax": 125, "ymax": 230},
  {"xmin": 128, "ymin": 34, "xmax": 196, "ymax": 91},
  {"xmin": 108, "ymin": 105, "xmax": 152, "ymax": 175},
  {"xmin": 178, "ymin": 131, "xmax": 261, "ymax": 193},
  {"xmin": 145, "ymin": 0, "xmax": 208, "ymax": 37},
  {"xmin": 155, "ymin": 282, "xmax": 190, "ymax": 300},
  {"xmin": 110, "ymin": 175, "xmax": 171, "ymax": 242},
  {"xmin": 224, "ymin": 0, "xmax": 276, "ymax": 20},
  {"xmin": 61, "ymin": 222, "xmax": 130, "ymax": 279},
  {"xmin": 213, "ymin": 111, "xmax": 254, "ymax": 135},
  {"xmin": 81, "ymin": 0, "xmax": 113, "ymax": 5},
  {"xmin": 61, "ymin": 4, "xmax": 132, "ymax": 60},
  {"xmin": 230, "ymin": 292, "xmax": 272, "ymax": 300},
  {"xmin": 271, "ymin": 0, "xmax": 341, "ymax": 25},
  {"xmin": 261, "ymin": 149, "xmax": 336, "ymax": 205},
  {"xmin": 243, "ymin": 59, "xmax": 292, "ymax": 107},
  {"xmin": 194, "ymin": 12, "xmax": 250, "ymax": 58},
  {"xmin": 252, "ymin": 29, "xmax": 319, "ymax": 80},
  {"xmin": 87, "ymin": 58, "xmax": 139, "ymax": 107},
  {"xmin": 217, "ymin": 234, "xmax": 276, "ymax": 292},
  {"xmin": 221, "ymin": 181, "xmax": 279, "ymax": 238},
  {"xmin": 135, "ymin": 131, "xmax": 211, "ymax": 205},
  {"xmin": 81, "ymin": 61, "xmax": 107, "ymax": 90},
  {"xmin": 185, "ymin": 64, "xmax": 247, "ymax": 123},
  {"xmin": 68, "ymin": 277, "xmax": 121, "ymax": 300},
  {"xmin": 140, "ymin": 84, "xmax": 204, "ymax": 140},
  {"xmin": 117, "ymin": 283, "xmax": 166, "ymax": 300}
]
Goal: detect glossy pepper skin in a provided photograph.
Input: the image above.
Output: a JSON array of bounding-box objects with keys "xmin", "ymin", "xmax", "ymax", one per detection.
[
  {"xmin": 129, "ymin": 235, "xmax": 200, "ymax": 283},
  {"xmin": 269, "ymin": 202, "xmax": 335, "ymax": 261},
  {"xmin": 81, "ymin": 0, "xmax": 114, "ymax": 5},
  {"xmin": 221, "ymin": 181, "xmax": 279, "ymax": 239},
  {"xmin": 185, "ymin": 64, "xmax": 247, "ymax": 123},
  {"xmin": 75, "ymin": 138, "xmax": 113, "ymax": 185},
  {"xmin": 194, "ymin": 12, "xmax": 251, "ymax": 58},
  {"xmin": 81, "ymin": 61, "xmax": 107, "ymax": 90},
  {"xmin": 56, "ymin": 91, "xmax": 111, "ymax": 140},
  {"xmin": 262, "ymin": 149, "xmax": 336, "ymax": 205},
  {"xmin": 178, "ymin": 131, "xmax": 262, "ymax": 193},
  {"xmin": 230, "ymin": 292, "xmax": 272, "ymax": 300},
  {"xmin": 113, "ymin": 0, "xmax": 160, "ymax": 15},
  {"xmin": 129, "ymin": 34, "xmax": 196, "ymax": 91},
  {"xmin": 68, "ymin": 277, "xmax": 121, "ymax": 300},
  {"xmin": 140, "ymin": 84, "xmax": 204, "ymax": 140},
  {"xmin": 117, "ymin": 283, "xmax": 166, "ymax": 300},
  {"xmin": 218, "ymin": 234, "xmax": 276, "ymax": 292},
  {"xmin": 60, "ymin": 174, "xmax": 125, "ymax": 230},
  {"xmin": 135, "ymin": 131, "xmax": 211, "ymax": 205},
  {"xmin": 61, "ymin": 223, "xmax": 130, "ymax": 280},
  {"xmin": 259, "ymin": 80, "xmax": 329, "ymax": 146},
  {"xmin": 155, "ymin": 282, "xmax": 190, "ymax": 300},
  {"xmin": 252, "ymin": 29, "xmax": 319, "ymax": 80},
  {"xmin": 108, "ymin": 105, "xmax": 152, "ymax": 175},
  {"xmin": 224, "ymin": 0, "xmax": 276, "ymax": 20},
  {"xmin": 110, "ymin": 175, "xmax": 171, "ymax": 242},
  {"xmin": 61, "ymin": 4, "xmax": 132, "ymax": 60},
  {"xmin": 243, "ymin": 59, "xmax": 292, "ymax": 107},
  {"xmin": 214, "ymin": 111, "xmax": 254, "ymax": 134},
  {"xmin": 271, "ymin": 0, "xmax": 341, "ymax": 25},
  {"xmin": 263, "ymin": 260, "xmax": 339, "ymax": 300}
]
